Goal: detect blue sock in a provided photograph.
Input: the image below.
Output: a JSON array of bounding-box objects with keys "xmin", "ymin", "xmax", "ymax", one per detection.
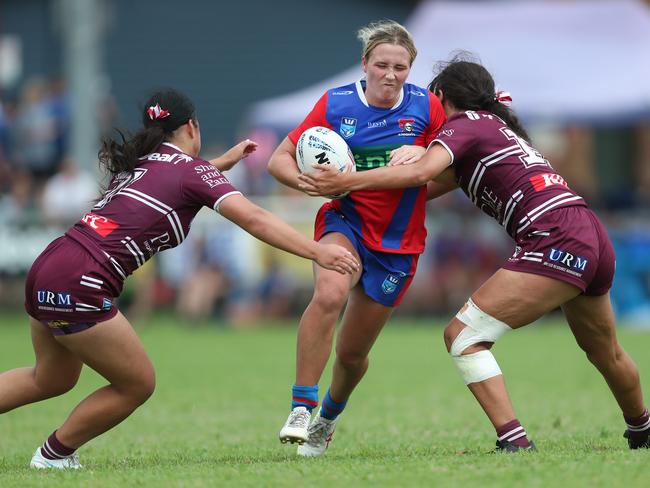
[
  {"xmin": 291, "ymin": 384, "xmax": 319, "ymax": 412},
  {"xmin": 320, "ymin": 388, "xmax": 347, "ymax": 420}
]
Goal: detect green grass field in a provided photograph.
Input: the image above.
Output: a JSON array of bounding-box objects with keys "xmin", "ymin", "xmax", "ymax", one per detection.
[{"xmin": 1, "ymin": 312, "xmax": 649, "ymax": 487}]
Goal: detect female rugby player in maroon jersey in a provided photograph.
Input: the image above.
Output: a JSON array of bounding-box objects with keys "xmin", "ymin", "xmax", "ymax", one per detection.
[
  {"xmin": 0, "ymin": 88, "xmax": 358, "ymax": 469},
  {"xmin": 298, "ymin": 57, "xmax": 649, "ymax": 452}
]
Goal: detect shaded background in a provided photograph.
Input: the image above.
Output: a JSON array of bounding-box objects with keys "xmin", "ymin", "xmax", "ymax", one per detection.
[{"xmin": 1, "ymin": 0, "xmax": 649, "ymax": 325}]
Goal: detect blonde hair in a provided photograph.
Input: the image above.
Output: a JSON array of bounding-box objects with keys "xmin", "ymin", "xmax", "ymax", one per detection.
[{"xmin": 357, "ymin": 20, "xmax": 417, "ymax": 65}]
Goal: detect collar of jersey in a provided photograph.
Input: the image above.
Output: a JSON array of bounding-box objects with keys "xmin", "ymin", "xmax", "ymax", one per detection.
[
  {"xmin": 161, "ymin": 142, "xmax": 186, "ymax": 154},
  {"xmin": 355, "ymin": 79, "xmax": 404, "ymax": 111}
]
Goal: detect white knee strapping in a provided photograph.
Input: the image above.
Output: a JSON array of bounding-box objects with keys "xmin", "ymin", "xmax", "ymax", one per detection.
[
  {"xmin": 450, "ymin": 298, "xmax": 512, "ymax": 384},
  {"xmin": 454, "ymin": 350, "xmax": 503, "ymax": 385}
]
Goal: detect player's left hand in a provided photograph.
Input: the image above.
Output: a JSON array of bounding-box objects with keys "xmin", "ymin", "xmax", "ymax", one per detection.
[
  {"xmin": 388, "ymin": 145, "xmax": 426, "ymax": 166},
  {"xmin": 298, "ymin": 164, "xmax": 347, "ymax": 197},
  {"xmin": 209, "ymin": 139, "xmax": 258, "ymax": 171}
]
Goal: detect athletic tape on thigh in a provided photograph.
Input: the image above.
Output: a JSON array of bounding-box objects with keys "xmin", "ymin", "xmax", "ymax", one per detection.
[
  {"xmin": 453, "ymin": 350, "xmax": 502, "ymax": 385},
  {"xmin": 450, "ymin": 298, "xmax": 512, "ymax": 357}
]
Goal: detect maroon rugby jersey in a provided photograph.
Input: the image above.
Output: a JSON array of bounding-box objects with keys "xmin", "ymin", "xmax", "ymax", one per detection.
[
  {"xmin": 66, "ymin": 142, "xmax": 240, "ymax": 280},
  {"xmin": 432, "ymin": 111, "xmax": 586, "ymax": 239}
]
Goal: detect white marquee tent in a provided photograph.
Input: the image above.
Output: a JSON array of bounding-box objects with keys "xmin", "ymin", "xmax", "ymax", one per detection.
[{"xmin": 247, "ymin": 0, "xmax": 650, "ymax": 130}]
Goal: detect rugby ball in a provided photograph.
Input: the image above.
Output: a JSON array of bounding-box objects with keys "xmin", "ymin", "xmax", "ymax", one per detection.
[{"xmin": 296, "ymin": 126, "xmax": 356, "ymax": 198}]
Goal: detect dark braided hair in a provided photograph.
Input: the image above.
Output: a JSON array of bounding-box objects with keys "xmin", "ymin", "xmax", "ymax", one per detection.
[
  {"xmin": 98, "ymin": 88, "xmax": 196, "ymax": 177},
  {"xmin": 429, "ymin": 53, "xmax": 531, "ymax": 142}
]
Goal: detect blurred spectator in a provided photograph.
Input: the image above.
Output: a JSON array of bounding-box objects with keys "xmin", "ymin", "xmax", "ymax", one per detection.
[
  {"xmin": 0, "ymin": 96, "xmax": 11, "ymax": 179},
  {"xmin": 48, "ymin": 77, "xmax": 70, "ymax": 160},
  {"xmin": 610, "ymin": 220, "xmax": 650, "ymax": 327},
  {"xmin": 634, "ymin": 123, "xmax": 650, "ymax": 207},
  {"xmin": 40, "ymin": 157, "xmax": 98, "ymax": 227},
  {"xmin": 175, "ymin": 234, "xmax": 229, "ymax": 322},
  {"xmin": 11, "ymin": 78, "xmax": 68, "ymax": 185},
  {"xmin": 248, "ymin": 253, "xmax": 297, "ymax": 319},
  {"xmin": 0, "ymin": 170, "xmax": 39, "ymax": 227},
  {"xmin": 239, "ymin": 128, "xmax": 279, "ymax": 195},
  {"xmin": 528, "ymin": 123, "xmax": 598, "ymax": 204}
]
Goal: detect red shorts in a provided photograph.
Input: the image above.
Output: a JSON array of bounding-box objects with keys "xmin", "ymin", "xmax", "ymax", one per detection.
[
  {"xmin": 24, "ymin": 236, "xmax": 122, "ymax": 335},
  {"xmin": 503, "ymin": 206, "xmax": 614, "ymax": 296}
]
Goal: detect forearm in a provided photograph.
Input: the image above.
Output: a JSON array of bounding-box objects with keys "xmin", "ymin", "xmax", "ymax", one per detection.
[
  {"xmin": 268, "ymin": 138, "xmax": 303, "ymax": 191},
  {"xmin": 426, "ymin": 179, "xmax": 458, "ymax": 200},
  {"xmin": 268, "ymin": 155, "xmax": 303, "ymax": 191},
  {"xmin": 208, "ymin": 155, "xmax": 233, "ymax": 172},
  {"xmin": 342, "ymin": 164, "xmax": 431, "ymax": 192},
  {"xmin": 235, "ymin": 205, "xmax": 318, "ymax": 260}
]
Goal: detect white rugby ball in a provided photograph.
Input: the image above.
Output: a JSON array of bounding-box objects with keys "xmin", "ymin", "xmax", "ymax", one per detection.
[{"xmin": 296, "ymin": 126, "xmax": 356, "ymax": 198}]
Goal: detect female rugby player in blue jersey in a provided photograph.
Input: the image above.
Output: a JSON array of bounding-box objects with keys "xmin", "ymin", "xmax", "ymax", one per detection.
[
  {"xmin": 268, "ymin": 20, "xmax": 446, "ymax": 456},
  {"xmin": 299, "ymin": 56, "xmax": 650, "ymax": 452},
  {"xmin": 0, "ymin": 88, "xmax": 358, "ymax": 469}
]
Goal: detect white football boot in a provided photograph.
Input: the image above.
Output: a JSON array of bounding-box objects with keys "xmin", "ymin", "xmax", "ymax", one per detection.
[
  {"xmin": 297, "ymin": 409, "xmax": 337, "ymax": 457},
  {"xmin": 279, "ymin": 406, "xmax": 311, "ymax": 444},
  {"xmin": 30, "ymin": 448, "xmax": 82, "ymax": 469}
]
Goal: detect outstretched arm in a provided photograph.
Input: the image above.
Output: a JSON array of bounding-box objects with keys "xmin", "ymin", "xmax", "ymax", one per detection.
[
  {"xmin": 298, "ymin": 143, "xmax": 453, "ymax": 196},
  {"xmin": 209, "ymin": 139, "xmax": 258, "ymax": 172},
  {"xmin": 218, "ymin": 194, "xmax": 359, "ymax": 275}
]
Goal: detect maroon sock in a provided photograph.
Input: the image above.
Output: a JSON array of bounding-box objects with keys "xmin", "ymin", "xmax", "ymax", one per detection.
[
  {"xmin": 496, "ymin": 419, "xmax": 531, "ymax": 447},
  {"xmin": 40, "ymin": 431, "xmax": 76, "ymax": 460},
  {"xmin": 625, "ymin": 408, "xmax": 650, "ymax": 440}
]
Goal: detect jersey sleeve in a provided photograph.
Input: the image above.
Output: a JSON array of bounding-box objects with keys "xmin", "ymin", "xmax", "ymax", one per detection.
[
  {"xmin": 287, "ymin": 91, "xmax": 330, "ymax": 145},
  {"xmin": 181, "ymin": 161, "xmax": 242, "ymax": 212},
  {"xmin": 421, "ymin": 93, "xmax": 447, "ymax": 146},
  {"xmin": 430, "ymin": 115, "xmax": 479, "ymax": 166}
]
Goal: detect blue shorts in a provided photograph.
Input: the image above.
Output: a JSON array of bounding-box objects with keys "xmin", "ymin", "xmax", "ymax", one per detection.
[{"xmin": 315, "ymin": 208, "xmax": 419, "ymax": 307}]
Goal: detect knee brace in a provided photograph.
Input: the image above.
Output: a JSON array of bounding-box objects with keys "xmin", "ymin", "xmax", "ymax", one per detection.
[{"xmin": 450, "ymin": 298, "xmax": 512, "ymax": 385}]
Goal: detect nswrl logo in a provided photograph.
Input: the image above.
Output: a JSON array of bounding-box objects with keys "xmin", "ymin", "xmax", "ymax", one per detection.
[
  {"xmin": 340, "ymin": 117, "xmax": 357, "ymax": 139},
  {"xmin": 381, "ymin": 272, "xmax": 406, "ymax": 294}
]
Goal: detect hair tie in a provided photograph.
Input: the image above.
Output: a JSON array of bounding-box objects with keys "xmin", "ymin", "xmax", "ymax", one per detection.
[
  {"xmin": 494, "ymin": 90, "xmax": 512, "ymax": 107},
  {"xmin": 147, "ymin": 103, "xmax": 171, "ymax": 121}
]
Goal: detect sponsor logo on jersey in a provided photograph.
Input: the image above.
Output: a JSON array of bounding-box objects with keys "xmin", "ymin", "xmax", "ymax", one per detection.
[
  {"xmin": 530, "ymin": 173, "xmax": 568, "ymax": 191},
  {"xmin": 352, "ymin": 144, "xmax": 401, "ymax": 171},
  {"xmin": 368, "ymin": 119, "xmax": 387, "ymax": 128},
  {"xmin": 145, "ymin": 152, "xmax": 193, "ymax": 164},
  {"xmin": 37, "ymin": 290, "xmax": 74, "ymax": 311},
  {"xmin": 546, "ymin": 248, "xmax": 588, "ymax": 274},
  {"xmin": 81, "ymin": 212, "xmax": 120, "ymax": 237},
  {"xmin": 193, "ymin": 165, "xmax": 231, "ymax": 188},
  {"xmin": 102, "ymin": 298, "xmax": 113, "ymax": 311},
  {"xmin": 409, "ymin": 89, "xmax": 425, "ymax": 97},
  {"xmin": 398, "ymin": 118, "xmax": 417, "ymax": 137},
  {"xmin": 332, "ymin": 90, "xmax": 353, "ymax": 95},
  {"xmin": 340, "ymin": 117, "xmax": 357, "ymax": 138},
  {"xmin": 381, "ymin": 272, "xmax": 406, "ymax": 294},
  {"xmin": 440, "ymin": 129, "xmax": 454, "ymax": 137}
]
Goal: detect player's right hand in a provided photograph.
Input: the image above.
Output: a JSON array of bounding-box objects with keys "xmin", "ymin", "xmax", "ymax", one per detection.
[
  {"xmin": 314, "ymin": 243, "xmax": 359, "ymax": 275},
  {"xmin": 298, "ymin": 165, "xmax": 347, "ymax": 197}
]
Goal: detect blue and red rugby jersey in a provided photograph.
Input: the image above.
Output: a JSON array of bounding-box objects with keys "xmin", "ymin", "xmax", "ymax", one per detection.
[{"xmin": 288, "ymin": 80, "xmax": 446, "ymax": 254}]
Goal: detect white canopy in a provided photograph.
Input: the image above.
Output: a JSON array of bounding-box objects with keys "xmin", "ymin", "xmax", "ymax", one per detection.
[{"xmin": 247, "ymin": 0, "xmax": 650, "ymax": 130}]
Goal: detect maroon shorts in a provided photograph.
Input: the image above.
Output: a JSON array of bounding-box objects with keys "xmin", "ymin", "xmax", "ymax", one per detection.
[
  {"xmin": 24, "ymin": 236, "xmax": 122, "ymax": 335},
  {"xmin": 503, "ymin": 206, "xmax": 614, "ymax": 296}
]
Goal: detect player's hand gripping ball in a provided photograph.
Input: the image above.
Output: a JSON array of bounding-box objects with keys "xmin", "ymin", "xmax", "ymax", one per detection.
[{"xmin": 296, "ymin": 126, "xmax": 356, "ymax": 198}]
